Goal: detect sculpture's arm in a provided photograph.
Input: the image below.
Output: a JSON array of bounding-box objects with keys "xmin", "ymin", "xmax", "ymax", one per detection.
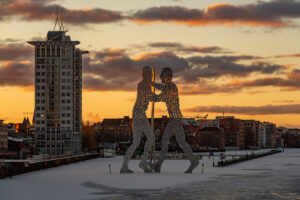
[
  {"xmin": 151, "ymin": 82, "xmax": 167, "ymax": 91},
  {"xmin": 153, "ymin": 93, "xmax": 167, "ymax": 102}
]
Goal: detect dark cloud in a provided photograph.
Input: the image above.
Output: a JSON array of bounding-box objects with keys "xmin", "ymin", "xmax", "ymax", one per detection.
[
  {"xmin": 276, "ymin": 53, "xmax": 300, "ymax": 58},
  {"xmin": 149, "ymin": 42, "xmax": 225, "ymax": 54},
  {"xmin": 82, "ymin": 48, "xmax": 286, "ymax": 93},
  {"xmin": 94, "ymin": 48, "xmax": 127, "ymax": 60},
  {"xmin": 0, "ymin": 0, "xmax": 124, "ymax": 24},
  {"xmin": 178, "ymin": 82, "xmax": 240, "ymax": 95},
  {"xmin": 181, "ymin": 56, "xmax": 284, "ymax": 82},
  {"xmin": 83, "ymin": 74, "xmax": 135, "ymax": 91},
  {"xmin": 188, "ymin": 55, "xmax": 258, "ymax": 64},
  {"xmin": 226, "ymin": 69, "xmax": 300, "ymax": 91},
  {"xmin": 83, "ymin": 50, "xmax": 189, "ymax": 91},
  {"xmin": 132, "ymin": 0, "xmax": 300, "ymax": 27},
  {"xmin": 0, "ymin": 61, "xmax": 34, "ymax": 86},
  {"xmin": 185, "ymin": 104, "xmax": 300, "ymax": 115},
  {"xmin": 0, "ymin": 40, "xmax": 292, "ymax": 95},
  {"xmin": 0, "ymin": 43, "xmax": 33, "ymax": 61}
]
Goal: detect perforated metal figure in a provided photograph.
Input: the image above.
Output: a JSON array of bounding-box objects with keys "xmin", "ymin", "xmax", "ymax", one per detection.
[
  {"xmin": 120, "ymin": 66, "xmax": 155, "ymax": 173},
  {"xmin": 151, "ymin": 67, "xmax": 199, "ymax": 173}
]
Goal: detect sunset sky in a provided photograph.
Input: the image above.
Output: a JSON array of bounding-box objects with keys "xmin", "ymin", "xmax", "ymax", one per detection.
[{"xmin": 0, "ymin": 0, "xmax": 300, "ymax": 127}]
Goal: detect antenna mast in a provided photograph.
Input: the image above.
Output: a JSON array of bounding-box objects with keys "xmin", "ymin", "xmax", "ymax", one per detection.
[{"xmin": 54, "ymin": 6, "xmax": 63, "ymax": 31}]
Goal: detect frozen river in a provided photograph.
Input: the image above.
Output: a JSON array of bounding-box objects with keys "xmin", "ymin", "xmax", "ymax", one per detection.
[{"xmin": 1, "ymin": 149, "xmax": 300, "ymax": 200}]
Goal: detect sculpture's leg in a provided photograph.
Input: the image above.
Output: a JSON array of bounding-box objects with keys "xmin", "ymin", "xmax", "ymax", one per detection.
[
  {"xmin": 174, "ymin": 121, "xmax": 199, "ymax": 173},
  {"xmin": 120, "ymin": 120, "xmax": 142, "ymax": 173},
  {"xmin": 139, "ymin": 120, "xmax": 155, "ymax": 173},
  {"xmin": 154, "ymin": 123, "xmax": 173, "ymax": 173}
]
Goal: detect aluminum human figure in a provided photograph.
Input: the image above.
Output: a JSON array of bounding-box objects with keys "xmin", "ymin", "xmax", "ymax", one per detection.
[
  {"xmin": 151, "ymin": 67, "xmax": 199, "ymax": 173},
  {"xmin": 120, "ymin": 66, "xmax": 155, "ymax": 173}
]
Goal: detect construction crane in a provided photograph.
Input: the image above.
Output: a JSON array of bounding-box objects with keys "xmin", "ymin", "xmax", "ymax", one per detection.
[{"xmin": 193, "ymin": 114, "xmax": 208, "ymax": 136}]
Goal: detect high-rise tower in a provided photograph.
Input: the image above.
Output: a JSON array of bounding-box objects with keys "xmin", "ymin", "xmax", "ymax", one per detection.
[{"xmin": 28, "ymin": 31, "xmax": 88, "ymax": 155}]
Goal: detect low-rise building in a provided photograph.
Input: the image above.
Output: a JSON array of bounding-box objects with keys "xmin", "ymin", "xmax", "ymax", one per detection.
[
  {"xmin": 96, "ymin": 116, "xmax": 132, "ymax": 145},
  {"xmin": 288, "ymin": 129, "xmax": 300, "ymax": 136},
  {"xmin": 244, "ymin": 120, "xmax": 261, "ymax": 149},
  {"xmin": 196, "ymin": 127, "xmax": 225, "ymax": 150},
  {"xmin": 218, "ymin": 117, "xmax": 245, "ymax": 149},
  {"xmin": 0, "ymin": 120, "xmax": 8, "ymax": 152}
]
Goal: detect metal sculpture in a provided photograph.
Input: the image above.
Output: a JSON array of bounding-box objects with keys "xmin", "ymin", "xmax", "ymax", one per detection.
[
  {"xmin": 120, "ymin": 66, "xmax": 155, "ymax": 173},
  {"xmin": 151, "ymin": 67, "xmax": 199, "ymax": 173}
]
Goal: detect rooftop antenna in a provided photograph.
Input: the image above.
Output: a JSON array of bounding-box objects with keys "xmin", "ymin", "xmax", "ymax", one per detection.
[
  {"xmin": 61, "ymin": 8, "xmax": 65, "ymax": 31},
  {"xmin": 54, "ymin": 6, "xmax": 62, "ymax": 31}
]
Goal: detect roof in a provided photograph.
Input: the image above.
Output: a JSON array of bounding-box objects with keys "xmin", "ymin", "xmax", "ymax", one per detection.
[
  {"xmin": 198, "ymin": 127, "xmax": 223, "ymax": 132},
  {"xmin": 47, "ymin": 31, "xmax": 65, "ymax": 41}
]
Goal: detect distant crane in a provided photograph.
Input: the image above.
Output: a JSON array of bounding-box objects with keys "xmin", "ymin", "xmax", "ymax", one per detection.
[
  {"xmin": 195, "ymin": 114, "xmax": 208, "ymax": 121},
  {"xmin": 188, "ymin": 114, "xmax": 208, "ymax": 150},
  {"xmin": 193, "ymin": 114, "xmax": 208, "ymax": 136}
]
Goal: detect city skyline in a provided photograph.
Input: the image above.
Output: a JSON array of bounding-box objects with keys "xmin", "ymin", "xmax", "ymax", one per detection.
[{"xmin": 1, "ymin": 0, "xmax": 300, "ymax": 128}]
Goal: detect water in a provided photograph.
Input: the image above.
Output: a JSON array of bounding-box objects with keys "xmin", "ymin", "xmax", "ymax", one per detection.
[{"xmin": 98, "ymin": 149, "xmax": 300, "ymax": 200}]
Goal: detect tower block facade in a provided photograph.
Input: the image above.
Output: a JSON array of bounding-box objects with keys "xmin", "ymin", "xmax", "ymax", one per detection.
[{"xmin": 28, "ymin": 31, "xmax": 88, "ymax": 155}]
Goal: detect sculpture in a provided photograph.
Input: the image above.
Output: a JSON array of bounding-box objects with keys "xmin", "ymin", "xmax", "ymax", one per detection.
[
  {"xmin": 120, "ymin": 66, "xmax": 155, "ymax": 173},
  {"xmin": 151, "ymin": 67, "xmax": 199, "ymax": 173}
]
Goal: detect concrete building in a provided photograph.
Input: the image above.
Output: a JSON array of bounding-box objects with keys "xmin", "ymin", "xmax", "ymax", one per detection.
[
  {"xmin": 0, "ymin": 120, "xmax": 8, "ymax": 153},
  {"xmin": 264, "ymin": 122, "xmax": 276, "ymax": 148},
  {"xmin": 97, "ymin": 116, "xmax": 132, "ymax": 145},
  {"xmin": 196, "ymin": 127, "xmax": 225, "ymax": 150},
  {"xmin": 244, "ymin": 120, "xmax": 261, "ymax": 149},
  {"xmin": 288, "ymin": 129, "xmax": 300, "ymax": 136},
  {"xmin": 218, "ymin": 116, "xmax": 245, "ymax": 149},
  {"xmin": 28, "ymin": 31, "xmax": 88, "ymax": 155},
  {"xmin": 260, "ymin": 123, "xmax": 267, "ymax": 148},
  {"xmin": 199, "ymin": 119, "xmax": 218, "ymax": 128}
]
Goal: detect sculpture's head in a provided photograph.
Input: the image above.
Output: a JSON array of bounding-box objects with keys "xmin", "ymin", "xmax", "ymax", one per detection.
[
  {"xmin": 160, "ymin": 67, "xmax": 173, "ymax": 84},
  {"xmin": 142, "ymin": 66, "xmax": 152, "ymax": 81}
]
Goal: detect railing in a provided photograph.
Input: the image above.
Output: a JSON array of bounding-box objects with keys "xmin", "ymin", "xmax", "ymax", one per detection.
[
  {"xmin": 217, "ymin": 149, "xmax": 282, "ymax": 167},
  {"xmin": 0, "ymin": 153, "xmax": 99, "ymax": 179}
]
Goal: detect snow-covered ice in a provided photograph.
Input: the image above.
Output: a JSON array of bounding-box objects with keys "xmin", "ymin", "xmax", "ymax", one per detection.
[{"xmin": 0, "ymin": 149, "xmax": 299, "ymax": 200}]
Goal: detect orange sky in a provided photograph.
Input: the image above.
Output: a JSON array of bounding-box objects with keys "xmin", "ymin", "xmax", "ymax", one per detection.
[{"xmin": 0, "ymin": 0, "xmax": 300, "ymax": 128}]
